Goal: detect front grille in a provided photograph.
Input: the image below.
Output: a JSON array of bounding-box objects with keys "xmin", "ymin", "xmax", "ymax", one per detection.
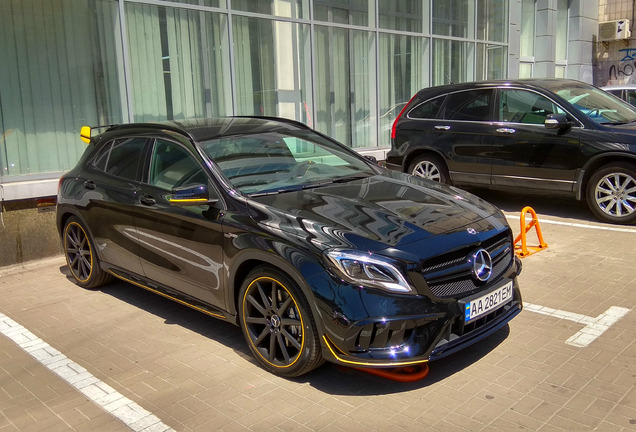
[{"xmin": 422, "ymin": 231, "xmax": 513, "ymax": 299}]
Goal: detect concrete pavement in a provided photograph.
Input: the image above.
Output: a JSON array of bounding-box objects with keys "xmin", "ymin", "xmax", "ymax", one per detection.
[{"xmin": 0, "ymin": 200, "xmax": 634, "ymax": 431}]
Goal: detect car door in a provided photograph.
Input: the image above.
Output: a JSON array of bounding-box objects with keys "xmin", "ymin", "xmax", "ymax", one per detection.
[
  {"xmin": 489, "ymin": 88, "xmax": 581, "ymax": 192},
  {"xmin": 432, "ymin": 88, "xmax": 495, "ymax": 186},
  {"xmin": 133, "ymin": 137, "xmax": 226, "ymax": 309},
  {"xmin": 79, "ymin": 137, "xmax": 146, "ymax": 275}
]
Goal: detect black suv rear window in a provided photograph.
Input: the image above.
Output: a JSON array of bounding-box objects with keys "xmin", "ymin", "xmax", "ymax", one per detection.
[
  {"xmin": 444, "ymin": 89, "xmax": 492, "ymax": 121},
  {"xmin": 408, "ymin": 96, "xmax": 445, "ymax": 119}
]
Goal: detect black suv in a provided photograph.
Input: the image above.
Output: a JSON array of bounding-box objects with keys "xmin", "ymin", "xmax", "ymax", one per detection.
[
  {"xmin": 387, "ymin": 79, "xmax": 636, "ymax": 224},
  {"xmin": 57, "ymin": 117, "xmax": 522, "ymax": 377}
]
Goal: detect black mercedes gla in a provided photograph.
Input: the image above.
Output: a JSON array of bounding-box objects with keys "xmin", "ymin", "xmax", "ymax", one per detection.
[{"xmin": 57, "ymin": 117, "xmax": 522, "ymax": 377}]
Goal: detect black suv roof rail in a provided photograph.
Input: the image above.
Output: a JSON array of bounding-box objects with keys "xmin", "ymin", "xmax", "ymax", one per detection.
[{"xmin": 234, "ymin": 115, "xmax": 313, "ymax": 131}]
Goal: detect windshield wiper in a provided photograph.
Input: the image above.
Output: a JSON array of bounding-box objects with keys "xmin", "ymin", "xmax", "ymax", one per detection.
[
  {"xmin": 331, "ymin": 174, "xmax": 370, "ymax": 183},
  {"xmin": 249, "ymin": 175, "xmax": 370, "ymax": 197},
  {"xmin": 249, "ymin": 183, "xmax": 320, "ymax": 197}
]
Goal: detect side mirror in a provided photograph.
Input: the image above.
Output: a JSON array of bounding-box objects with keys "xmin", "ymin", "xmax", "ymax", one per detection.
[
  {"xmin": 169, "ymin": 184, "xmax": 216, "ymax": 206},
  {"xmin": 545, "ymin": 113, "xmax": 571, "ymax": 130},
  {"xmin": 364, "ymin": 155, "xmax": 378, "ymax": 164}
]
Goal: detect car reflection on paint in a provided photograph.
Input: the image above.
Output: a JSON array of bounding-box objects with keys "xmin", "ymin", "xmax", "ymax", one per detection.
[{"xmin": 57, "ymin": 116, "xmax": 522, "ymax": 377}]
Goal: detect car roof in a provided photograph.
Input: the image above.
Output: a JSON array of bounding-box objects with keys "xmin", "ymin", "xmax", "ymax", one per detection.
[
  {"xmin": 601, "ymin": 84, "xmax": 636, "ymax": 90},
  {"xmin": 100, "ymin": 116, "xmax": 310, "ymax": 142},
  {"xmin": 415, "ymin": 78, "xmax": 589, "ymax": 97}
]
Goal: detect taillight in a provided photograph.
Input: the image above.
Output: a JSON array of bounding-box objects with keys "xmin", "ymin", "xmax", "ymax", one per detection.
[{"xmin": 390, "ymin": 94, "xmax": 418, "ymax": 140}]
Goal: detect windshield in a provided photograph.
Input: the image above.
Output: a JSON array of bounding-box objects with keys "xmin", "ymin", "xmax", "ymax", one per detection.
[
  {"xmin": 198, "ymin": 130, "xmax": 377, "ymax": 195},
  {"xmin": 543, "ymin": 81, "xmax": 636, "ymax": 124}
]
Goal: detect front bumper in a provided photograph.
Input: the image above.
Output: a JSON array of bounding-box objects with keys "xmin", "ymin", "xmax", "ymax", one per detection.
[
  {"xmin": 384, "ymin": 161, "xmax": 403, "ymax": 172},
  {"xmin": 318, "ymin": 279, "xmax": 522, "ymax": 368}
]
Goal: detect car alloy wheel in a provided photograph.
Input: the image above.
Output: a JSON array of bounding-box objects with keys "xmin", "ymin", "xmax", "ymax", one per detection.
[
  {"xmin": 408, "ymin": 155, "xmax": 448, "ymax": 183},
  {"xmin": 63, "ymin": 217, "xmax": 112, "ymax": 288},
  {"xmin": 239, "ymin": 267, "xmax": 322, "ymax": 377},
  {"xmin": 587, "ymin": 163, "xmax": 636, "ymax": 224}
]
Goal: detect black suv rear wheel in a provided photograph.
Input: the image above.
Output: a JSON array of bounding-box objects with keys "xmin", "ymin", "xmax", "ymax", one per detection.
[{"xmin": 408, "ymin": 154, "xmax": 449, "ymax": 183}]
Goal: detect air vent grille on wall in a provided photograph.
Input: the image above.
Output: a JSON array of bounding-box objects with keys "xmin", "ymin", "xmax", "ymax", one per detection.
[{"xmin": 599, "ymin": 19, "xmax": 631, "ymax": 41}]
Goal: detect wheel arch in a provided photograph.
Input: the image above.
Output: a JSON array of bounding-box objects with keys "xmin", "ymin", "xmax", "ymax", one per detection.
[
  {"xmin": 577, "ymin": 153, "xmax": 636, "ymax": 200},
  {"xmin": 228, "ymin": 251, "xmax": 327, "ymax": 335},
  {"xmin": 56, "ymin": 207, "xmax": 93, "ymax": 242},
  {"xmin": 56, "ymin": 208, "xmax": 79, "ymax": 235}
]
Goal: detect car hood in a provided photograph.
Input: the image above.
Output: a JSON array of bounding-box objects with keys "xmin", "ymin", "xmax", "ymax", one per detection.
[
  {"xmin": 246, "ymin": 170, "xmax": 508, "ymax": 255},
  {"xmin": 591, "ymin": 123, "xmax": 636, "ymax": 151}
]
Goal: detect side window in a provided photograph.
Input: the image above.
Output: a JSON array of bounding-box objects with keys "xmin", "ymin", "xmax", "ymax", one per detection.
[
  {"xmin": 408, "ymin": 96, "xmax": 445, "ymax": 119},
  {"xmin": 91, "ymin": 138, "xmax": 146, "ymax": 181},
  {"xmin": 91, "ymin": 142, "xmax": 112, "ymax": 171},
  {"xmin": 444, "ymin": 90, "xmax": 493, "ymax": 121},
  {"xmin": 626, "ymin": 90, "xmax": 636, "ymax": 106},
  {"xmin": 499, "ymin": 89, "xmax": 560, "ymax": 124},
  {"xmin": 149, "ymin": 139, "xmax": 205, "ymax": 190}
]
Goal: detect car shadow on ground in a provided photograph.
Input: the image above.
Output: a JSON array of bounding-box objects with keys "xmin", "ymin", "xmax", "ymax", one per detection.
[
  {"xmin": 58, "ymin": 267, "xmax": 251, "ymax": 356},
  {"xmin": 464, "ymin": 187, "xmax": 597, "ymax": 223},
  {"xmin": 60, "ymin": 266, "xmax": 512, "ymax": 394}
]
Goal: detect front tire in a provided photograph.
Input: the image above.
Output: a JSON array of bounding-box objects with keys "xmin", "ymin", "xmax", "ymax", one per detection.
[
  {"xmin": 408, "ymin": 154, "xmax": 449, "ymax": 183},
  {"xmin": 63, "ymin": 217, "xmax": 112, "ymax": 288},
  {"xmin": 586, "ymin": 163, "xmax": 636, "ymax": 224},
  {"xmin": 238, "ymin": 266, "xmax": 323, "ymax": 377}
]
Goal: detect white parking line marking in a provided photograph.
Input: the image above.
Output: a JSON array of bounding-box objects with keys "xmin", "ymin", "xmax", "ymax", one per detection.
[
  {"xmin": 524, "ymin": 303, "xmax": 631, "ymax": 347},
  {"xmin": 505, "ymin": 214, "xmax": 636, "ymax": 233},
  {"xmin": 0, "ymin": 312, "xmax": 175, "ymax": 432}
]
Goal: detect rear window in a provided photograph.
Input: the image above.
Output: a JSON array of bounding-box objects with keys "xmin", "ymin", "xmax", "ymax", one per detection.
[
  {"xmin": 444, "ymin": 89, "xmax": 493, "ymax": 121},
  {"xmin": 91, "ymin": 137, "xmax": 146, "ymax": 181},
  {"xmin": 408, "ymin": 96, "xmax": 445, "ymax": 119}
]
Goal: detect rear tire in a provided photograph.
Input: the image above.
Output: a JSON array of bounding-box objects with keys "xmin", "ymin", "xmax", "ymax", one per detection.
[
  {"xmin": 408, "ymin": 154, "xmax": 449, "ymax": 184},
  {"xmin": 63, "ymin": 217, "xmax": 112, "ymax": 288},
  {"xmin": 238, "ymin": 266, "xmax": 323, "ymax": 377},
  {"xmin": 586, "ymin": 162, "xmax": 636, "ymax": 224}
]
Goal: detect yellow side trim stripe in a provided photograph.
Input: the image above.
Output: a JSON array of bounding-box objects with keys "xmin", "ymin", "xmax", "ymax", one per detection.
[
  {"xmin": 108, "ymin": 271, "xmax": 225, "ymax": 319},
  {"xmin": 168, "ymin": 198, "xmax": 208, "ymax": 203}
]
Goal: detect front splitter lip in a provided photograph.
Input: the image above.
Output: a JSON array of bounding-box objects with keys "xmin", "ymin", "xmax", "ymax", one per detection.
[{"xmin": 321, "ymin": 335, "xmax": 430, "ymax": 368}]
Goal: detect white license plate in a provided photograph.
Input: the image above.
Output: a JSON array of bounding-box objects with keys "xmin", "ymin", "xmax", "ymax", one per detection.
[{"xmin": 464, "ymin": 282, "xmax": 513, "ymax": 323}]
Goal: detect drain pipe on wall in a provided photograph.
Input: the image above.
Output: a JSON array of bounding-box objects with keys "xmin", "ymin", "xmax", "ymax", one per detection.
[{"xmin": 0, "ymin": 184, "xmax": 4, "ymax": 228}]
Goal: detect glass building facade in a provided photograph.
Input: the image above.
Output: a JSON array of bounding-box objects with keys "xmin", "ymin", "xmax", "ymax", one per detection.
[
  {"xmin": 0, "ymin": 0, "xmax": 507, "ymax": 190},
  {"xmin": 1, "ymin": 0, "xmax": 594, "ymax": 200}
]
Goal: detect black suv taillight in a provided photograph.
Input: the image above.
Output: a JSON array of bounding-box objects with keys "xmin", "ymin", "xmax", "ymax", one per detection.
[{"xmin": 390, "ymin": 94, "xmax": 417, "ymax": 140}]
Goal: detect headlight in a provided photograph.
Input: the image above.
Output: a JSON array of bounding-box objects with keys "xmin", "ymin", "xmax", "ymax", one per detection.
[{"xmin": 325, "ymin": 249, "xmax": 415, "ymax": 294}]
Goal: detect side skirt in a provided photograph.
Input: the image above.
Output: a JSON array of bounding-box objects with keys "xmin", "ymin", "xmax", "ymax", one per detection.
[{"xmin": 106, "ymin": 268, "xmax": 237, "ymax": 325}]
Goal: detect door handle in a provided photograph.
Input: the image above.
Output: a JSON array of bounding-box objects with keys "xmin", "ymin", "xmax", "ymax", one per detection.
[
  {"xmin": 139, "ymin": 194, "xmax": 156, "ymax": 206},
  {"xmin": 83, "ymin": 180, "xmax": 96, "ymax": 190},
  {"xmin": 434, "ymin": 125, "xmax": 451, "ymax": 130},
  {"xmin": 496, "ymin": 128, "xmax": 516, "ymax": 134}
]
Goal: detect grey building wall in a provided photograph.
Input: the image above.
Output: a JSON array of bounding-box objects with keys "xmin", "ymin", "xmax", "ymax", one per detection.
[
  {"xmin": 507, "ymin": 0, "xmax": 598, "ymax": 83},
  {"xmin": 596, "ymin": 0, "xmax": 636, "ymax": 86}
]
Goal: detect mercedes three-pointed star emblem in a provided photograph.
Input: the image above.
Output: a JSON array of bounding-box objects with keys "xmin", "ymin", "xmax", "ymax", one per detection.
[{"xmin": 471, "ymin": 248, "xmax": 492, "ymax": 282}]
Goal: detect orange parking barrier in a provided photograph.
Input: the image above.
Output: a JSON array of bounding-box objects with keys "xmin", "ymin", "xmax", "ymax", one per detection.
[
  {"xmin": 514, "ymin": 206, "xmax": 548, "ymax": 257},
  {"xmin": 352, "ymin": 364, "xmax": 430, "ymax": 382}
]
